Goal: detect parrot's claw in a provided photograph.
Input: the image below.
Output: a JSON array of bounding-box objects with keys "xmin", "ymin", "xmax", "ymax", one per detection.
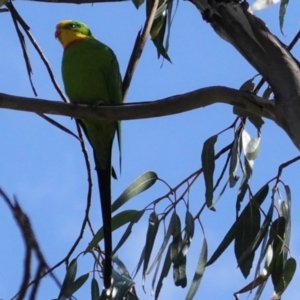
[{"xmin": 92, "ymin": 99, "xmax": 106, "ymax": 107}]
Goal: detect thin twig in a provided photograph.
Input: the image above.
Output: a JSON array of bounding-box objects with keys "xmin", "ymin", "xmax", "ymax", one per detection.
[
  {"xmin": 122, "ymin": 0, "xmax": 159, "ymax": 100},
  {"xmin": 28, "ymin": 264, "xmax": 43, "ymax": 300},
  {"xmin": 17, "ymin": 246, "xmax": 31, "ymax": 300},
  {"xmin": 37, "ymin": 113, "xmax": 80, "ymax": 140},
  {"xmin": 274, "ymin": 155, "xmax": 300, "ymax": 190},
  {"xmin": 64, "ymin": 121, "xmax": 94, "ymax": 261},
  {"xmin": 7, "ymin": 2, "xmax": 37, "ymax": 96},
  {"xmin": 0, "ymin": 190, "xmax": 61, "ymax": 300},
  {"xmin": 21, "ymin": 23, "xmax": 68, "ymax": 102}
]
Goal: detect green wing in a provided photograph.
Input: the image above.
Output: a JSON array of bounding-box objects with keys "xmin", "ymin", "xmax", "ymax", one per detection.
[{"xmin": 62, "ymin": 37, "xmax": 122, "ymax": 291}]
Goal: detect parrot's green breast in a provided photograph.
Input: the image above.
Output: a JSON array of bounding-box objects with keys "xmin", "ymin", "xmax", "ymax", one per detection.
[{"xmin": 62, "ymin": 37, "xmax": 121, "ymax": 106}]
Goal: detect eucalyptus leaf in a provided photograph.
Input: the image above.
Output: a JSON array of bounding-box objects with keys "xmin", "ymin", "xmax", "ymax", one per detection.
[
  {"xmin": 91, "ymin": 278, "xmax": 100, "ymax": 300},
  {"xmin": 207, "ymin": 184, "xmax": 268, "ymax": 266},
  {"xmin": 245, "ymin": 137, "xmax": 261, "ymax": 161},
  {"xmin": 113, "ymin": 209, "xmax": 145, "ymax": 254},
  {"xmin": 112, "ymin": 171, "xmax": 157, "ymax": 213},
  {"xmin": 67, "ymin": 273, "xmax": 89, "ymax": 296},
  {"xmin": 229, "ymin": 136, "xmax": 241, "ymax": 188},
  {"xmin": 58, "ymin": 259, "xmax": 77, "ymax": 298},
  {"xmin": 154, "ymin": 244, "xmax": 172, "ymax": 299},
  {"xmin": 111, "ymin": 269, "xmax": 135, "ymax": 300},
  {"xmin": 147, "ymin": 211, "xmax": 176, "ymax": 275},
  {"xmin": 131, "ymin": 0, "xmax": 144, "ymax": 9},
  {"xmin": 276, "ymin": 257, "xmax": 297, "ymax": 297},
  {"xmin": 185, "ymin": 237, "xmax": 207, "ymax": 300},
  {"xmin": 112, "ymin": 256, "xmax": 132, "ymax": 279},
  {"xmin": 269, "ymin": 217, "xmax": 286, "ymax": 291},
  {"xmin": 183, "ymin": 210, "xmax": 195, "ymax": 250},
  {"xmin": 238, "ymin": 200, "xmax": 273, "ymax": 269},
  {"xmin": 234, "ymin": 201, "xmax": 261, "ymax": 278},
  {"xmin": 143, "ymin": 212, "xmax": 160, "ymax": 282},
  {"xmin": 201, "ymin": 135, "xmax": 218, "ymax": 210},
  {"xmin": 279, "ymin": 0, "xmax": 289, "ymax": 33},
  {"xmin": 86, "ymin": 210, "xmax": 144, "ymax": 251}
]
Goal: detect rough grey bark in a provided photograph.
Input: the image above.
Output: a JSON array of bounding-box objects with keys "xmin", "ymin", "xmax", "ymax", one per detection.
[{"xmin": 189, "ymin": 0, "xmax": 300, "ymax": 150}]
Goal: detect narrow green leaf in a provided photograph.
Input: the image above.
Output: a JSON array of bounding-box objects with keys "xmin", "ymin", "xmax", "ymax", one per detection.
[
  {"xmin": 173, "ymin": 255, "xmax": 187, "ymax": 288},
  {"xmin": 238, "ymin": 200, "xmax": 273, "ymax": 269},
  {"xmin": 270, "ymin": 217, "xmax": 286, "ymax": 254},
  {"xmin": 201, "ymin": 135, "xmax": 218, "ymax": 210},
  {"xmin": 283, "ymin": 185, "xmax": 292, "ymax": 260},
  {"xmin": 112, "ymin": 171, "xmax": 157, "ymax": 212},
  {"xmin": 165, "ymin": 0, "xmax": 177, "ymax": 54},
  {"xmin": 133, "ymin": 247, "xmax": 145, "ymax": 279},
  {"xmin": 91, "ymin": 278, "xmax": 100, "ymax": 300},
  {"xmin": 184, "ymin": 210, "xmax": 195, "ymax": 249},
  {"xmin": 86, "ymin": 210, "xmax": 143, "ymax": 251},
  {"xmin": 284, "ymin": 184, "xmax": 292, "ymax": 203},
  {"xmin": 241, "ymin": 130, "xmax": 259, "ymax": 175},
  {"xmin": 229, "ymin": 137, "xmax": 241, "ymax": 188},
  {"xmin": 67, "ymin": 273, "xmax": 89, "ymax": 295},
  {"xmin": 270, "ymin": 217, "xmax": 286, "ymax": 291},
  {"xmin": 171, "ymin": 213, "xmax": 181, "ymax": 237},
  {"xmin": 169, "ymin": 214, "xmax": 186, "ymax": 287},
  {"xmin": 146, "ymin": 0, "xmax": 171, "ymax": 61},
  {"xmin": 154, "ymin": 244, "xmax": 172, "ymax": 300},
  {"xmin": 245, "ymin": 137, "xmax": 261, "ymax": 161},
  {"xmin": 279, "ymin": 0, "xmax": 289, "ymax": 34},
  {"xmin": 235, "ymin": 175, "xmax": 248, "ymax": 213},
  {"xmin": 151, "ymin": 251, "xmax": 163, "ymax": 295},
  {"xmin": 234, "ymin": 202, "xmax": 261, "ymax": 278},
  {"xmin": 277, "ymin": 257, "xmax": 297, "ymax": 296},
  {"xmin": 112, "ymin": 256, "xmax": 132, "ymax": 279},
  {"xmin": 113, "ymin": 210, "xmax": 145, "ymax": 254},
  {"xmin": 154, "ymin": 1, "xmax": 168, "ymax": 19},
  {"xmin": 131, "ymin": 0, "xmax": 144, "ymax": 9},
  {"xmin": 207, "ymin": 184, "xmax": 269, "ymax": 266},
  {"xmin": 253, "ymin": 280, "xmax": 267, "ymax": 300},
  {"xmin": 58, "ymin": 259, "xmax": 77, "ymax": 298},
  {"xmin": 147, "ymin": 211, "xmax": 176, "ymax": 275},
  {"xmin": 151, "ymin": 14, "xmax": 171, "ymax": 61},
  {"xmin": 142, "ymin": 212, "xmax": 160, "ymax": 282},
  {"xmin": 185, "ymin": 237, "xmax": 208, "ymax": 300},
  {"xmin": 111, "ymin": 269, "xmax": 135, "ymax": 299}
]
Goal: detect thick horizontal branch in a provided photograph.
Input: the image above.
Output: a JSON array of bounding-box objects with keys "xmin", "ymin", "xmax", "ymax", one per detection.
[{"xmin": 0, "ymin": 86, "xmax": 275, "ymax": 122}]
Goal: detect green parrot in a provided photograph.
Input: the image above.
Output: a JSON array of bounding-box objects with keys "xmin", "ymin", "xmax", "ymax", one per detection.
[{"xmin": 55, "ymin": 20, "xmax": 122, "ymax": 291}]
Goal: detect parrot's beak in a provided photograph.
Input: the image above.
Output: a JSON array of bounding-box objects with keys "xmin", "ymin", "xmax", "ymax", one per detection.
[{"xmin": 55, "ymin": 28, "xmax": 61, "ymax": 39}]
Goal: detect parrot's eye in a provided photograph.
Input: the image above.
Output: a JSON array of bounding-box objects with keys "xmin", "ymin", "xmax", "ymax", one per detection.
[{"xmin": 69, "ymin": 23, "xmax": 77, "ymax": 29}]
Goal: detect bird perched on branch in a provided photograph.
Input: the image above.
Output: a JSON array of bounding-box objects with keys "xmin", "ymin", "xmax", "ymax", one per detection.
[{"xmin": 55, "ymin": 20, "xmax": 122, "ymax": 293}]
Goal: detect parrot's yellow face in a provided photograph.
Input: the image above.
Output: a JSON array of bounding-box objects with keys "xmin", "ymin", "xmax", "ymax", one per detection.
[{"xmin": 55, "ymin": 20, "xmax": 92, "ymax": 49}]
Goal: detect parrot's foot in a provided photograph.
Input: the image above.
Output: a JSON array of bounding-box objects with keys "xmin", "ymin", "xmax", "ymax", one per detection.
[{"xmin": 92, "ymin": 99, "xmax": 106, "ymax": 107}]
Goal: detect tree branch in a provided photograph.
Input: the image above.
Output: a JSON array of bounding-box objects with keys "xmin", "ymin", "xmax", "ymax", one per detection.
[
  {"xmin": 0, "ymin": 86, "xmax": 275, "ymax": 122},
  {"xmin": 189, "ymin": 0, "xmax": 300, "ymax": 150}
]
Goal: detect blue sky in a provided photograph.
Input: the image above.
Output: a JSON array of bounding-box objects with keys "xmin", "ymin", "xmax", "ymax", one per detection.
[{"xmin": 0, "ymin": 1, "xmax": 300, "ymax": 299}]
